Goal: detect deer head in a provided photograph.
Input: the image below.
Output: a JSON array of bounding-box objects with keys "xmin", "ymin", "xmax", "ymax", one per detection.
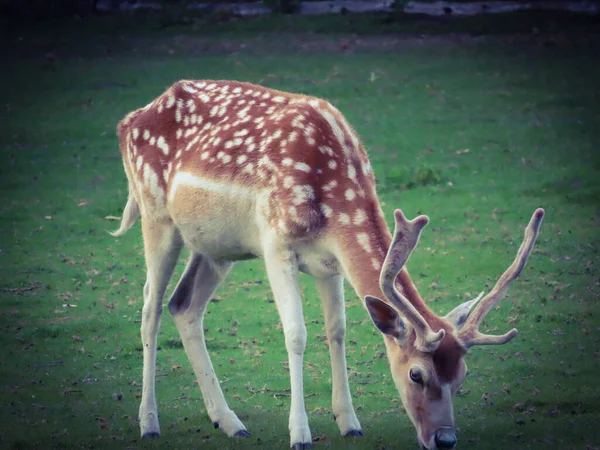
[{"xmin": 366, "ymin": 208, "xmax": 545, "ymax": 449}]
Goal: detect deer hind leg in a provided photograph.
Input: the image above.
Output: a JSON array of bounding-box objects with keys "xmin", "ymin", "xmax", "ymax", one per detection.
[
  {"xmin": 167, "ymin": 253, "xmax": 249, "ymax": 438},
  {"xmin": 264, "ymin": 243, "xmax": 311, "ymax": 449},
  {"xmin": 139, "ymin": 220, "xmax": 183, "ymax": 438},
  {"xmin": 316, "ymin": 276, "xmax": 363, "ymax": 437}
]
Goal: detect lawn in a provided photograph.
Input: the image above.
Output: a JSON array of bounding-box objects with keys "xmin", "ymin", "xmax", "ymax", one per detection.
[{"xmin": 0, "ymin": 11, "xmax": 599, "ymax": 450}]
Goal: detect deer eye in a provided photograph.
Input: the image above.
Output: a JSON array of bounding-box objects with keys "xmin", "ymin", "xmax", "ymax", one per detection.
[{"xmin": 409, "ymin": 368, "xmax": 423, "ymax": 384}]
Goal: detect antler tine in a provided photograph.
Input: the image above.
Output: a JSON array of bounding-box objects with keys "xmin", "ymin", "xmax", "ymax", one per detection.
[
  {"xmin": 458, "ymin": 208, "xmax": 545, "ymax": 349},
  {"xmin": 380, "ymin": 209, "xmax": 445, "ymax": 352}
]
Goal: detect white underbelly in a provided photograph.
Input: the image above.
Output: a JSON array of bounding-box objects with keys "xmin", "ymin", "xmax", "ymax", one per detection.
[{"xmin": 167, "ymin": 172, "xmax": 263, "ymax": 260}]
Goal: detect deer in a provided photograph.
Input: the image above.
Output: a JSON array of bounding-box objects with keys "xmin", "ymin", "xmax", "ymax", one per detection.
[{"xmin": 111, "ymin": 79, "xmax": 545, "ymax": 450}]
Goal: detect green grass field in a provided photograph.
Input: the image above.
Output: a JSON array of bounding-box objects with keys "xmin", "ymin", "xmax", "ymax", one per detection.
[{"xmin": 0, "ymin": 11, "xmax": 599, "ymax": 450}]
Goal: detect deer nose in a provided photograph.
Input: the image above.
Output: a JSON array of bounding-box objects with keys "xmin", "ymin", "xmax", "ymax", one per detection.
[{"xmin": 434, "ymin": 428, "xmax": 456, "ymax": 449}]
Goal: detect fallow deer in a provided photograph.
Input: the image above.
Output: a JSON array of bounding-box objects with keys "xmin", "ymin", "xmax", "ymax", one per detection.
[{"xmin": 111, "ymin": 79, "xmax": 544, "ymax": 449}]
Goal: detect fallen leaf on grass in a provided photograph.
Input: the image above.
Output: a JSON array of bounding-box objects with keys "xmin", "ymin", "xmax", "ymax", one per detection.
[
  {"xmin": 78, "ymin": 201, "xmax": 88, "ymax": 207},
  {"xmin": 104, "ymin": 215, "xmax": 121, "ymax": 221},
  {"xmin": 455, "ymin": 149, "xmax": 470, "ymax": 155}
]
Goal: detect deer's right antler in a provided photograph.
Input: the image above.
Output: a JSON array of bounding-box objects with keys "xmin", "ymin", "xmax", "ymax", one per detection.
[
  {"xmin": 458, "ymin": 208, "xmax": 545, "ymax": 349},
  {"xmin": 379, "ymin": 209, "xmax": 446, "ymax": 353}
]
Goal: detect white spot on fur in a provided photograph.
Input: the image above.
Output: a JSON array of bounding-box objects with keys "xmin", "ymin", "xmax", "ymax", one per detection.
[
  {"xmin": 321, "ymin": 204, "xmax": 332, "ymax": 218},
  {"xmin": 348, "ymin": 164, "xmax": 357, "ymax": 183},
  {"xmin": 353, "ymin": 209, "xmax": 367, "ymax": 225},
  {"xmin": 338, "ymin": 213, "xmax": 350, "ymax": 226},
  {"xmin": 157, "ymin": 136, "xmax": 169, "ymax": 155},
  {"xmin": 186, "ymin": 135, "xmax": 200, "ymax": 152},
  {"xmin": 294, "ymin": 162, "xmax": 311, "ymax": 173},
  {"xmin": 292, "ymin": 185, "xmax": 314, "ymax": 205},
  {"xmin": 283, "ymin": 176, "xmax": 294, "ymax": 188},
  {"xmin": 237, "ymin": 154, "xmax": 248, "ymax": 165},
  {"xmin": 328, "ymin": 160, "xmax": 337, "ymax": 170},
  {"xmin": 319, "ymin": 145, "xmax": 334, "ymax": 157},
  {"xmin": 292, "ymin": 115, "xmax": 305, "ymax": 129},
  {"xmin": 357, "ymin": 232, "xmax": 372, "ymax": 254},
  {"xmin": 182, "ymin": 84, "xmax": 197, "ymax": 94},
  {"xmin": 184, "ymin": 127, "xmax": 198, "ymax": 138},
  {"xmin": 345, "ymin": 189, "xmax": 356, "ymax": 201},
  {"xmin": 132, "ymin": 128, "xmax": 139, "ymax": 140},
  {"xmin": 282, "ymin": 158, "xmax": 293, "ymax": 166},
  {"xmin": 143, "ymin": 164, "xmax": 163, "ymax": 202},
  {"xmin": 323, "ymin": 180, "xmax": 338, "ymax": 191},
  {"xmin": 166, "ymin": 95, "xmax": 176, "ymax": 109}
]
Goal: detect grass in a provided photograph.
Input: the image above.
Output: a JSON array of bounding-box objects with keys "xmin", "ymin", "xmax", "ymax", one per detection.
[{"xmin": 1, "ymin": 10, "xmax": 599, "ymax": 450}]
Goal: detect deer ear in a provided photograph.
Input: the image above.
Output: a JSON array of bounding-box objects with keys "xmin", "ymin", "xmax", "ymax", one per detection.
[
  {"xmin": 444, "ymin": 292, "xmax": 484, "ymax": 329},
  {"xmin": 365, "ymin": 295, "xmax": 407, "ymax": 342}
]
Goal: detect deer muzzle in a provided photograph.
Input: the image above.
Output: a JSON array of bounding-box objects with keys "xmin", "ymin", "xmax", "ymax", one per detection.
[{"xmin": 434, "ymin": 427, "xmax": 457, "ymax": 449}]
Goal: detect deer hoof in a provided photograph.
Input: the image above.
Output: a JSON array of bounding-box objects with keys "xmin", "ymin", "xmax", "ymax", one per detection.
[
  {"xmin": 343, "ymin": 429, "xmax": 364, "ymax": 437},
  {"xmin": 234, "ymin": 430, "xmax": 251, "ymax": 438},
  {"xmin": 142, "ymin": 432, "xmax": 160, "ymax": 439},
  {"xmin": 292, "ymin": 443, "xmax": 312, "ymax": 449}
]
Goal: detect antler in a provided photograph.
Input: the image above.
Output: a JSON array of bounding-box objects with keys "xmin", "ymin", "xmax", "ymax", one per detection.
[
  {"xmin": 380, "ymin": 209, "xmax": 445, "ymax": 353},
  {"xmin": 458, "ymin": 208, "xmax": 545, "ymax": 349}
]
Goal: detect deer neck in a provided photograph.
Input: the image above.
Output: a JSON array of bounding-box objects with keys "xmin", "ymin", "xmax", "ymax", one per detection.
[{"xmin": 334, "ymin": 210, "xmax": 433, "ymax": 322}]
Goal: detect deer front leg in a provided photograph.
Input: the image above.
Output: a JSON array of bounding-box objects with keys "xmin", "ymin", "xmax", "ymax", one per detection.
[
  {"xmin": 316, "ymin": 276, "xmax": 362, "ymax": 437},
  {"xmin": 168, "ymin": 253, "xmax": 249, "ymax": 438},
  {"xmin": 139, "ymin": 221, "xmax": 183, "ymax": 438},
  {"xmin": 264, "ymin": 244, "xmax": 311, "ymax": 449}
]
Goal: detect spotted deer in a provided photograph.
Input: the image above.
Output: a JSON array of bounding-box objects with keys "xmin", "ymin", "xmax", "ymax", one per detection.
[{"xmin": 111, "ymin": 79, "xmax": 544, "ymax": 449}]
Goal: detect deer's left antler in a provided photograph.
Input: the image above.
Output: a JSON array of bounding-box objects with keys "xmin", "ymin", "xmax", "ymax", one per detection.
[{"xmin": 458, "ymin": 208, "xmax": 545, "ymax": 349}]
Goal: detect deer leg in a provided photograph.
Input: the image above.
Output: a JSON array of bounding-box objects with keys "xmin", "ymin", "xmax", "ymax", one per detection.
[
  {"xmin": 316, "ymin": 275, "xmax": 363, "ymax": 437},
  {"xmin": 167, "ymin": 253, "xmax": 248, "ymax": 437},
  {"xmin": 139, "ymin": 220, "xmax": 183, "ymax": 438},
  {"xmin": 264, "ymin": 245, "xmax": 311, "ymax": 449}
]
